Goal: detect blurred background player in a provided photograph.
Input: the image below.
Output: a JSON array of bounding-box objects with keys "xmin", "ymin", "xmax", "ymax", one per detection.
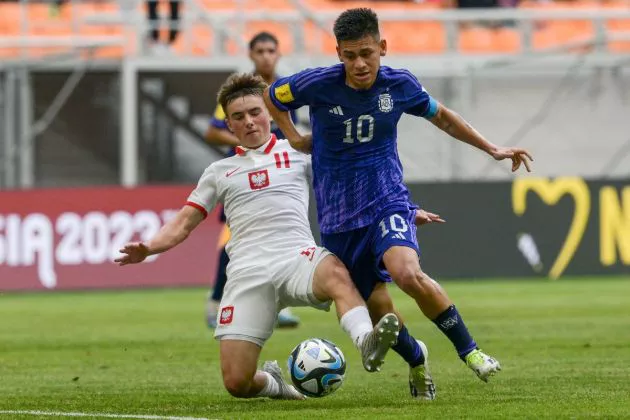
[
  {"xmin": 146, "ymin": 0, "xmax": 181, "ymax": 55},
  {"xmin": 205, "ymin": 31, "xmax": 303, "ymax": 329}
]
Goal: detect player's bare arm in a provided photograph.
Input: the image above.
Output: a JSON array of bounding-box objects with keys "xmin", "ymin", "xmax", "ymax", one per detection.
[
  {"xmin": 263, "ymin": 87, "xmax": 312, "ymax": 153},
  {"xmin": 429, "ymin": 103, "xmax": 533, "ymax": 172},
  {"xmin": 205, "ymin": 125, "xmax": 240, "ymax": 147},
  {"xmin": 115, "ymin": 205, "xmax": 204, "ymax": 265}
]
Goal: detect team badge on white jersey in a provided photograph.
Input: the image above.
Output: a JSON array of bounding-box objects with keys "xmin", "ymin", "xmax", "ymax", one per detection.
[
  {"xmin": 248, "ymin": 169, "xmax": 270, "ymax": 190},
  {"xmin": 378, "ymin": 93, "xmax": 394, "ymax": 113}
]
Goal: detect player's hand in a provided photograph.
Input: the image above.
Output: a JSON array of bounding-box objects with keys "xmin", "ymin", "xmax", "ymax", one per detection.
[
  {"xmin": 115, "ymin": 242, "xmax": 150, "ymax": 266},
  {"xmin": 415, "ymin": 209, "xmax": 445, "ymax": 225},
  {"xmin": 491, "ymin": 147, "xmax": 533, "ymax": 172}
]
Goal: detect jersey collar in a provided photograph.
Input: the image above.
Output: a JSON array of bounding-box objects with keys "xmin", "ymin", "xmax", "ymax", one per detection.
[{"xmin": 235, "ymin": 134, "xmax": 277, "ymax": 156}]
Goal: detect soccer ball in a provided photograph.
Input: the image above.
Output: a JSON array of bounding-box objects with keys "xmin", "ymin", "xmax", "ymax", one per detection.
[{"xmin": 287, "ymin": 338, "xmax": 346, "ymax": 398}]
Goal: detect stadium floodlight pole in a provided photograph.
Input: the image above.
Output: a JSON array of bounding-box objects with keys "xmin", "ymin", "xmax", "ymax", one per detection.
[{"xmin": 120, "ymin": 59, "xmax": 139, "ymax": 187}]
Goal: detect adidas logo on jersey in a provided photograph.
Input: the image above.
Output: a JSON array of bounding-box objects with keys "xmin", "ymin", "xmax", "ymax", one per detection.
[
  {"xmin": 391, "ymin": 232, "xmax": 406, "ymax": 240},
  {"xmin": 329, "ymin": 106, "xmax": 343, "ymax": 116}
]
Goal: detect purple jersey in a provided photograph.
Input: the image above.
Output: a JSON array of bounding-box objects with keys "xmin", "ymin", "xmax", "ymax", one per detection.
[{"xmin": 269, "ymin": 64, "xmax": 438, "ymax": 234}]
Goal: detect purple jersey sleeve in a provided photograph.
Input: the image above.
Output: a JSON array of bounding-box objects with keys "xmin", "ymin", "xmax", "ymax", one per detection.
[
  {"xmin": 269, "ymin": 66, "xmax": 336, "ymax": 112},
  {"xmin": 400, "ymin": 70, "xmax": 439, "ymax": 118}
]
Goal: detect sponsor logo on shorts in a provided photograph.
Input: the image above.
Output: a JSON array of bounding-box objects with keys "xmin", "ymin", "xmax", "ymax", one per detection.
[{"xmin": 220, "ymin": 306, "xmax": 234, "ymax": 325}]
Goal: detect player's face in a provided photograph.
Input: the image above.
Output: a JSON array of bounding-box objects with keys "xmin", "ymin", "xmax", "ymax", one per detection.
[
  {"xmin": 226, "ymin": 95, "xmax": 272, "ymax": 148},
  {"xmin": 249, "ymin": 41, "xmax": 280, "ymax": 79},
  {"xmin": 336, "ymin": 35, "xmax": 387, "ymax": 90}
]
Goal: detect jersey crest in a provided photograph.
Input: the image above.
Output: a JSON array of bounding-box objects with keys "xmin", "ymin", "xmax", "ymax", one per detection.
[
  {"xmin": 248, "ymin": 169, "xmax": 270, "ymax": 190},
  {"xmin": 378, "ymin": 92, "xmax": 394, "ymax": 113}
]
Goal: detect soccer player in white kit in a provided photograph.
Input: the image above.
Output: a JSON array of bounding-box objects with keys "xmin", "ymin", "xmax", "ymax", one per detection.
[{"xmin": 115, "ymin": 73, "xmax": 400, "ymax": 400}]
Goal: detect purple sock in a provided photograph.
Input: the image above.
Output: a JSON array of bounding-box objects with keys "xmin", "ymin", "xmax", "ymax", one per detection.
[
  {"xmin": 432, "ymin": 304, "xmax": 477, "ymax": 360},
  {"xmin": 392, "ymin": 325, "xmax": 425, "ymax": 367}
]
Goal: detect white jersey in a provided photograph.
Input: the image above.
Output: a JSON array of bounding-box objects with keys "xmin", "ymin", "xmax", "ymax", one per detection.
[{"xmin": 187, "ymin": 135, "xmax": 314, "ymax": 271}]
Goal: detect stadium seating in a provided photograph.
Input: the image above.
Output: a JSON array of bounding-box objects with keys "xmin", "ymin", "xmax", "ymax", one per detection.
[
  {"xmin": 0, "ymin": 1, "xmax": 125, "ymax": 59},
  {"xmin": 0, "ymin": 0, "xmax": 629, "ymax": 59}
]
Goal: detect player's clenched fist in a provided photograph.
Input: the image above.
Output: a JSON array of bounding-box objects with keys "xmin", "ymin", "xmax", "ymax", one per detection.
[{"xmin": 115, "ymin": 242, "xmax": 150, "ymax": 265}]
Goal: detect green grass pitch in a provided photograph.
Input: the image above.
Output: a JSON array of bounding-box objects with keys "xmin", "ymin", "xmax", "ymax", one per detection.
[{"xmin": 1, "ymin": 277, "xmax": 629, "ymax": 419}]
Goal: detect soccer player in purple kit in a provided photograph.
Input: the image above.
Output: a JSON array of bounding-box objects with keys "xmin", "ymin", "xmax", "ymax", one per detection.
[{"xmin": 264, "ymin": 8, "xmax": 533, "ymax": 399}]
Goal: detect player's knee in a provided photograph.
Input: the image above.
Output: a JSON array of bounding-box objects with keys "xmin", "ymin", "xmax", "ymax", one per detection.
[
  {"xmin": 393, "ymin": 265, "xmax": 426, "ymax": 294},
  {"xmin": 223, "ymin": 371, "xmax": 254, "ymax": 398}
]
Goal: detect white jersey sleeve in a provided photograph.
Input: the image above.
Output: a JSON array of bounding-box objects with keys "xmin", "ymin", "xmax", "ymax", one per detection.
[{"xmin": 186, "ymin": 164, "xmax": 219, "ymax": 218}]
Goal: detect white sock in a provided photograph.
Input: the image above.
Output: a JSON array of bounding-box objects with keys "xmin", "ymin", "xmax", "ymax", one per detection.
[
  {"xmin": 340, "ymin": 306, "xmax": 373, "ymax": 348},
  {"xmin": 256, "ymin": 371, "xmax": 280, "ymax": 398}
]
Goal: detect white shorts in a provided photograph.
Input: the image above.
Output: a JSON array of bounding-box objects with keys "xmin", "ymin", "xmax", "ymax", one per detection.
[{"xmin": 214, "ymin": 245, "xmax": 333, "ymax": 344}]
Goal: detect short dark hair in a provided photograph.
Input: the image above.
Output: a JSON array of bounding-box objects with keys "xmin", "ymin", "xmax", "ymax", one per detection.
[
  {"xmin": 217, "ymin": 73, "xmax": 268, "ymax": 115},
  {"xmin": 333, "ymin": 8, "xmax": 380, "ymax": 42},
  {"xmin": 248, "ymin": 31, "xmax": 279, "ymax": 51}
]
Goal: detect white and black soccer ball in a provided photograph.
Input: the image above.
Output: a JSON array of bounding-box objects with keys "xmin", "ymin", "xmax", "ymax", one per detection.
[{"xmin": 287, "ymin": 338, "xmax": 346, "ymax": 398}]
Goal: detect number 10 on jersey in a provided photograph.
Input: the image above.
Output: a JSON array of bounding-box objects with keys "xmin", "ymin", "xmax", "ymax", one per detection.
[
  {"xmin": 343, "ymin": 114, "xmax": 375, "ymax": 144},
  {"xmin": 379, "ymin": 214, "xmax": 409, "ymax": 238}
]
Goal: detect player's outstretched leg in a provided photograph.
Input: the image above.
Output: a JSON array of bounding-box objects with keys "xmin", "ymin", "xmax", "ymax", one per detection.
[
  {"xmin": 367, "ymin": 283, "xmax": 435, "ymax": 399},
  {"xmin": 383, "ymin": 246, "xmax": 501, "ymax": 382},
  {"xmin": 220, "ymin": 339, "xmax": 304, "ymax": 400},
  {"xmin": 311, "ymin": 254, "xmax": 398, "ymax": 373}
]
